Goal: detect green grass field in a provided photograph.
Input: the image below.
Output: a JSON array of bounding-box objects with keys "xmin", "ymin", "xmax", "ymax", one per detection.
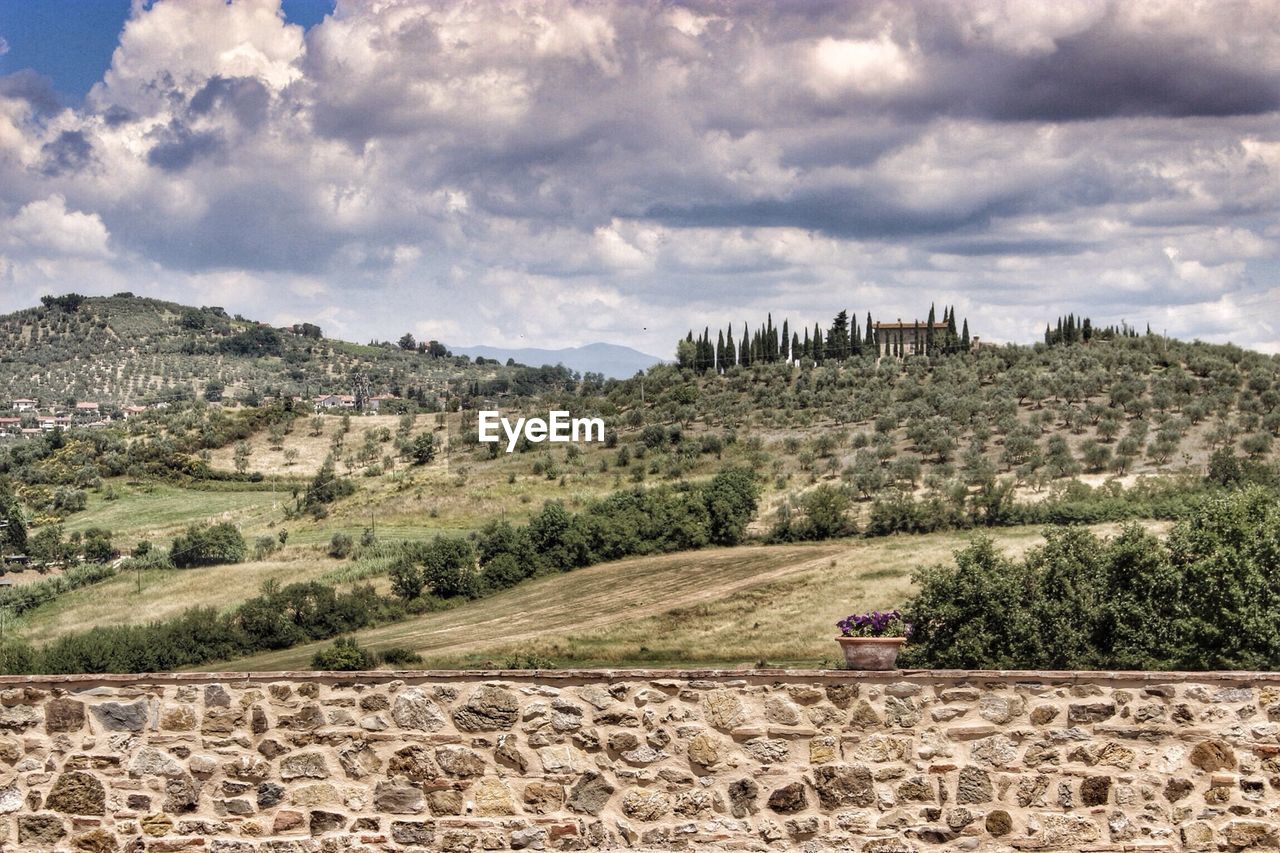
[{"xmin": 62, "ymin": 483, "xmax": 283, "ymax": 547}]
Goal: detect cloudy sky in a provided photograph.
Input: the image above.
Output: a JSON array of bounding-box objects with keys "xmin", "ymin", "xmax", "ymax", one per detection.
[{"xmin": 1, "ymin": 0, "xmax": 1278, "ymax": 356}]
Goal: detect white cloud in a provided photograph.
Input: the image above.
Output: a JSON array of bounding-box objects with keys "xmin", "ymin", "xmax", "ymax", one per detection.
[
  {"xmin": 6, "ymin": 195, "xmax": 112, "ymax": 259},
  {"xmin": 0, "ymin": 0, "xmax": 1276, "ymax": 355},
  {"xmin": 811, "ymin": 35, "xmax": 917, "ymax": 96}
]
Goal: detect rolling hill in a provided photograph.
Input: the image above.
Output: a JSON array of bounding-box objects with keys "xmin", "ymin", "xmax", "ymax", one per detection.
[
  {"xmin": 0, "ymin": 293, "xmax": 506, "ymax": 406},
  {"xmin": 0, "ymin": 292, "xmax": 1275, "ymax": 675}
]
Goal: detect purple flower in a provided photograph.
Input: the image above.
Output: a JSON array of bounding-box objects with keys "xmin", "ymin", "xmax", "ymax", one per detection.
[{"xmin": 837, "ymin": 609, "xmax": 910, "ymax": 638}]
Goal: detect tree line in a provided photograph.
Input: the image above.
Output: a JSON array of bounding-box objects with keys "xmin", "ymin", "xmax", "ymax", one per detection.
[
  {"xmin": 0, "ymin": 467, "xmax": 759, "ymax": 674},
  {"xmin": 1044, "ymin": 314, "xmax": 1142, "ymax": 346},
  {"xmin": 902, "ymin": 486, "xmax": 1280, "ymax": 670},
  {"xmin": 389, "ymin": 467, "xmax": 759, "ymax": 602},
  {"xmin": 677, "ymin": 305, "xmax": 971, "ymax": 372}
]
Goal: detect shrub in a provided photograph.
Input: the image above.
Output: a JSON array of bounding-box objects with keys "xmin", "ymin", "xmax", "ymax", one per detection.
[
  {"xmin": 311, "ymin": 636, "xmax": 375, "ymax": 671},
  {"xmin": 120, "ymin": 549, "xmax": 174, "ymax": 572},
  {"xmin": 902, "ymin": 486, "xmax": 1280, "ymax": 670},
  {"xmin": 299, "ymin": 457, "xmax": 356, "ymax": 518},
  {"xmin": 503, "ymin": 652, "xmax": 557, "ymax": 670},
  {"xmin": 378, "ymin": 646, "xmax": 424, "ymax": 666},
  {"xmin": 254, "ymin": 535, "xmax": 280, "ymax": 560},
  {"xmin": 52, "ymin": 487, "xmax": 87, "ymax": 514},
  {"xmin": 328, "ymin": 533, "xmax": 354, "ymax": 559},
  {"xmin": 410, "ymin": 433, "xmax": 436, "ymax": 465},
  {"xmin": 481, "ymin": 553, "xmax": 527, "ymax": 592},
  {"xmin": 80, "ymin": 528, "xmax": 113, "ymax": 563},
  {"xmin": 170, "ymin": 522, "xmax": 247, "ymax": 568}
]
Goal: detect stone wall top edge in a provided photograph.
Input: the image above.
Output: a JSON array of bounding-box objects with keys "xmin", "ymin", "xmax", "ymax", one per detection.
[{"xmin": 1, "ymin": 666, "xmax": 1278, "ymax": 688}]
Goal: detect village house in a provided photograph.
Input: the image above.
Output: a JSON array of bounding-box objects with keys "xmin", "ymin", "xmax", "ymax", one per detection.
[
  {"xmin": 122, "ymin": 405, "xmax": 147, "ymax": 419},
  {"xmin": 366, "ymin": 393, "xmax": 398, "ymax": 413},
  {"xmin": 10, "ymin": 399, "xmax": 37, "ymax": 413},
  {"xmin": 74, "ymin": 401, "xmax": 100, "ymax": 413},
  {"xmin": 313, "ymin": 394, "xmax": 356, "ymax": 411}
]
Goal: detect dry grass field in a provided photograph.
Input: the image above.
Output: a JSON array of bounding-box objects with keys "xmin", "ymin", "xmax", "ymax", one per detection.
[{"xmin": 214, "ymin": 521, "xmax": 1167, "ymax": 672}]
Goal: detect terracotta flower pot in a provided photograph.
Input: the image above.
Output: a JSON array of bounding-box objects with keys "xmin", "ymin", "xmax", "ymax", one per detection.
[{"xmin": 836, "ymin": 636, "xmax": 906, "ymax": 671}]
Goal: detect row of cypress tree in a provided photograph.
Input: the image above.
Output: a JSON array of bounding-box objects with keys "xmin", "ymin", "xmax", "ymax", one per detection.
[{"xmin": 678, "ymin": 304, "xmax": 971, "ymax": 373}]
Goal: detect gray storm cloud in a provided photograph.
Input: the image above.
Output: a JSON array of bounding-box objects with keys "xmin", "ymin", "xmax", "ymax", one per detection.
[{"xmin": 0, "ymin": 0, "xmax": 1277, "ymax": 353}]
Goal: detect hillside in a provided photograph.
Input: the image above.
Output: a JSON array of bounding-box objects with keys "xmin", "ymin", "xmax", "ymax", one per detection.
[
  {"xmin": 0, "ymin": 294, "xmax": 1276, "ymax": 674},
  {"xmin": 0, "ymin": 293, "xmax": 507, "ymax": 405},
  {"xmin": 212, "ymin": 521, "xmax": 1165, "ymax": 671}
]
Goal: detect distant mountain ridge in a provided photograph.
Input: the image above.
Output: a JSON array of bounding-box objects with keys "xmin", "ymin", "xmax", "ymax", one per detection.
[{"xmin": 452, "ymin": 342, "xmax": 664, "ymax": 379}]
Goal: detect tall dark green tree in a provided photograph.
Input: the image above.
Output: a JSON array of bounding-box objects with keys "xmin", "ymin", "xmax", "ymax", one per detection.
[
  {"xmin": 826, "ymin": 310, "xmax": 850, "ymax": 361},
  {"xmin": 0, "ymin": 483, "xmax": 26, "ymax": 553}
]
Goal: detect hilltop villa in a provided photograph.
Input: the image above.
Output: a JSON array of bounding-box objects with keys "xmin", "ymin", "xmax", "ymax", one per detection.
[{"xmin": 873, "ymin": 319, "xmax": 949, "ymax": 357}]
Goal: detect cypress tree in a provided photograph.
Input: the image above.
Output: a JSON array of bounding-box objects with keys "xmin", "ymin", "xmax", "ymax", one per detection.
[
  {"xmin": 866, "ymin": 312, "xmax": 875, "ymax": 353},
  {"xmin": 740, "ymin": 322, "xmax": 751, "ymax": 367},
  {"xmin": 780, "ymin": 319, "xmax": 790, "ymax": 361},
  {"xmin": 716, "ymin": 329, "xmax": 724, "ymax": 371},
  {"xmin": 946, "ymin": 306, "xmax": 958, "ymax": 353},
  {"xmin": 802, "ymin": 328, "xmax": 811, "ymax": 360},
  {"xmin": 725, "ymin": 325, "xmax": 736, "ymax": 367},
  {"xmin": 961, "ymin": 318, "xmax": 970, "ymax": 351},
  {"xmin": 792, "ymin": 331, "xmax": 800, "ymax": 362},
  {"xmin": 827, "ymin": 310, "xmax": 850, "ymax": 361}
]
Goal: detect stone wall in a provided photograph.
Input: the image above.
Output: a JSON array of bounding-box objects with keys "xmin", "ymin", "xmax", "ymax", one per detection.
[{"xmin": 1, "ymin": 669, "xmax": 1278, "ymax": 852}]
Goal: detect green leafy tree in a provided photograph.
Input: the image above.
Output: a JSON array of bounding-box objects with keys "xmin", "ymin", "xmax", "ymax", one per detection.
[
  {"xmin": 703, "ymin": 468, "xmax": 759, "ymax": 546},
  {"xmin": 410, "ymin": 433, "xmax": 436, "ymax": 465},
  {"xmin": 799, "ymin": 484, "xmax": 855, "ymax": 540},
  {"xmin": 421, "ymin": 536, "xmax": 480, "ymax": 598},
  {"xmin": 170, "ymin": 522, "xmax": 247, "ymax": 568}
]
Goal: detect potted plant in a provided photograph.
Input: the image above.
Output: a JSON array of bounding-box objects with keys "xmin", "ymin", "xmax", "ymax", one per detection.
[{"xmin": 835, "ymin": 610, "xmax": 911, "ymax": 670}]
